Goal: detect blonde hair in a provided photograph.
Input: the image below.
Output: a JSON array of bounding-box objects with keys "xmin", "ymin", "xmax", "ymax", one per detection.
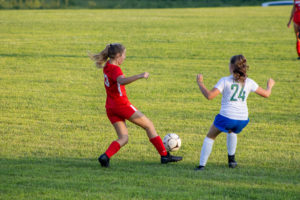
[
  {"xmin": 89, "ymin": 43, "xmax": 125, "ymax": 68},
  {"xmin": 230, "ymin": 54, "xmax": 249, "ymax": 83}
]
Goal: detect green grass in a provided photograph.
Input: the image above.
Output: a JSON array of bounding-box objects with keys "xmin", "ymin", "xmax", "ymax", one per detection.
[{"xmin": 1, "ymin": 7, "xmax": 300, "ymax": 200}]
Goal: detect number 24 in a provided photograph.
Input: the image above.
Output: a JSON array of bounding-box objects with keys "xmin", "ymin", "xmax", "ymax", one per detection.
[{"xmin": 230, "ymin": 84, "xmax": 246, "ymax": 101}]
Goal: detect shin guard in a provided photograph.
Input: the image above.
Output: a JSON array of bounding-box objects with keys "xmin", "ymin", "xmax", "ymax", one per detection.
[{"xmin": 297, "ymin": 33, "xmax": 300, "ymax": 57}]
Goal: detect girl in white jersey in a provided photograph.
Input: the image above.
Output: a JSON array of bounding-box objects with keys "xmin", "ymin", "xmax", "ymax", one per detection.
[{"xmin": 195, "ymin": 55, "xmax": 275, "ymax": 170}]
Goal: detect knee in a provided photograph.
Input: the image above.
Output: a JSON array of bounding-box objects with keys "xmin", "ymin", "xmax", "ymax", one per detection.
[
  {"xmin": 144, "ymin": 120, "xmax": 155, "ymax": 131},
  {"xmin": 206, "ymin": 135, "xmax": 216, "ymax": 140},
  {"xmin": 118, "ymin": 135, "xmax": 129, "ymax": 146}
]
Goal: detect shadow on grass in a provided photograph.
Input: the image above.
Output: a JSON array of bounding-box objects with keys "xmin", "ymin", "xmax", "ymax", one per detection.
[
  {"xmin": 1, "ymin": 156, "xmax": 298, "ymax": 182},
  {"xmin": 1, "ymin": 157, "xmax": 299, "ymax": 199}
]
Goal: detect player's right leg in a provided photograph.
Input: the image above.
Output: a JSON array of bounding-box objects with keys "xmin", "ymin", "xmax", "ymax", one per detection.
[
  {"xmin": 227, "ymin": 133, "xmax": 238, "ymax": 168},
  {"xmin": 128, "ymin": 111, "xmax": 182, "ymax": 164},
  {"xmin": 226, "ymin": 118, "xmax": 248, "ymax": 169},
  {"xmin": 195, "ymin": 124, "xmax": 221, "ymax": 171},
  {"xmin": 294, "ymin": 23, "xmax": 300, "ymax": 59},
  {"xmin": 98, "ymin": 121, "xmax": 128, "ymax": 167}
]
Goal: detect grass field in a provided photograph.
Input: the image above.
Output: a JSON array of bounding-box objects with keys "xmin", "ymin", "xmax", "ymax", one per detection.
[{"xmin": 1, "ymin": 6, "xmax": 300, "ymax": 200}]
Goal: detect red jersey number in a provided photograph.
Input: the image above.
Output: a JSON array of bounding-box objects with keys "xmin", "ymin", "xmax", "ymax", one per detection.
[
  {"xmin": 104, "ymin": 73, "xmax": 123, "ymax": 97},
  {"xmin": 104, "ymin": 74, "xmax": 110, "ymax": 87},
  {"xmin": 117, "ymin": 83, "xmax": 123, "ymax": 96}
]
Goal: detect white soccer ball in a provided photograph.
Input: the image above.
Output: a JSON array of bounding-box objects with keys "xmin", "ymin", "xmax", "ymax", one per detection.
[{"xmin": 163, "ymin": 133, "xmax": 181, "ymax": 152}]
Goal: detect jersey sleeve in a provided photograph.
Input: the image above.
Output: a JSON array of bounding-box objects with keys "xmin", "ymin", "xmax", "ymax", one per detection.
[
  {"xmin": 214, "ymin": 77, "xmax": 225, "ymax": 93},
  {"xmin": 110, "ymin": 66, "xmax": 124, "ymax": 82},
  {"xmin": 249, "ymin": 79, "xmax": 259, "ymax": 92}
]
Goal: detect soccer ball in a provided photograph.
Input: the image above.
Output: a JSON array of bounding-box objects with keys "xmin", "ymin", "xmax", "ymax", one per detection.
[{"xmin": 163, "ymin": 133, "xmax": 181, "ymax": 152}]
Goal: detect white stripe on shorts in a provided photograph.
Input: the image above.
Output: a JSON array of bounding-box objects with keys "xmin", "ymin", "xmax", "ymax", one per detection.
[{"xmin": 130, "ymin": 105, "xmax": 137, "ymax": 112}]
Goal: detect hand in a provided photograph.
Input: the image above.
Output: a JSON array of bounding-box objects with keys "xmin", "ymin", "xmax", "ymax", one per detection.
[
  {"xmin": 196, "ymin": 74, "xmax": 204, "ymax": 83},
  {"xmin": 267, "ymin": 78, "xmax": 275, "ymax": 89},
  {"xmin": 141, "ymin": 72, "xmax": 149, "ymax": 79},
  {"xmin": 287, "ymin": 21, "xmax": 291, "ymax": 28}
]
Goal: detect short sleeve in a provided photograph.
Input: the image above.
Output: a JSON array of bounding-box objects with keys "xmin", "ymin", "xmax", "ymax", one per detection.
[
  {"xmin": 248, "ymin": 78, "xmax": 259, "ymax": 92},
  {"xmin": 110, "ymin": 66, "xmax": 124, "ymax": 82},
  {"xmin": 214, "ymin": 78, "xmax": 225, "ymax": 93}
]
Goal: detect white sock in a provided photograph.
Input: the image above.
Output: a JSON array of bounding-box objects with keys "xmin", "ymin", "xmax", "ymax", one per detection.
[
  {"xmin": 199, "ymin": 137, "xmax": 215, "ymax": 166},
  {"xmin": 227, "ymin": 133, "xmax": 237, "ymax": 156}
]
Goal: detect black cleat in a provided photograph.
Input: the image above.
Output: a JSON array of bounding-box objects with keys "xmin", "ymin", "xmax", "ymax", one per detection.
[
  {"xmin": 228, "ymin": 154, "xmax": 237, "ymax": 168},
  {"xmin": 98, "ymin": 153, "xmax": 110, "ymax": 167},
  {"xmin": 298, "ymin": 57, "xmax": 300, "ymax": 60},
  {"xmin": 194, "ymin": 165, "xmax": 205, "ymax": 171},
  {"xmin": 161, "ymin": 152, "xmax": 183, "ymax": 164}
]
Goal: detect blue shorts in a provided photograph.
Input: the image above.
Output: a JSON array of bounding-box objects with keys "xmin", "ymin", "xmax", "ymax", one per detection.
[{"xmin": 213, "ymin": 114, "xmax": 249, "ymax": 134}]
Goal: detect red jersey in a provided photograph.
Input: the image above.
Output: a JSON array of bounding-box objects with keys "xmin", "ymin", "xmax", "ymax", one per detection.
[
  {"xmin": 294, "ymin": 0, "xmax": 300, "ymax": 23},
  {"xmin": 103, "ymin": 62, "xmax": 131, "ymax": 108}
]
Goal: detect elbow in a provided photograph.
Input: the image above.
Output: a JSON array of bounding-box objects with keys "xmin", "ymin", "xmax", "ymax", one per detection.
[
  {"xmin": 206, "ymin": 94, "xmax": 214, "ymax": 100},
  {"xmin": 117, "ymin": 80, "xmax": 126, "ymax": 85},
  {"xmin": 262, "ymin": 93, "xmax": 271, "ymax": 98},
  {"xmin": 265, "ymin": 91, "xmax": 272, "ymax": 98},
  {"xmin": 207, "ymin": 96, "xmax": 214, "ymax": 100}
]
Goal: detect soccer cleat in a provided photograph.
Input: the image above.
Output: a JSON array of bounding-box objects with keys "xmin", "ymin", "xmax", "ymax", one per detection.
[
  {"xmin": 194, "ymin": 165, "xmax": 205, "ymax": 171},
  {"xmin": 98, "ymin": 153, "xmax": 110, "ymax": 167},
  {"xmin": 228, "ymin": 154, "xmax": 237, "ymax": 168},
  {"xmin": 161, "ymin": 152, "xmax": 183, "ymax": 164},
  {"xmin": 298, "ymin": 57, "xmax": 300, "ymax": 60}
]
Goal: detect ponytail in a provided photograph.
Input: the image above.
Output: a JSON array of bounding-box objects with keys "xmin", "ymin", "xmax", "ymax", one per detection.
[
  {"xmin": 88, "ymin": 44, "xmax": 110, "ymax": 68},
  {"xmin": 230, "ymin": 55, "xmax": 249, "ymax": 83},
  {"xmin": 89, "ymin": 43, "xmax": 125, "ymax": 69}
]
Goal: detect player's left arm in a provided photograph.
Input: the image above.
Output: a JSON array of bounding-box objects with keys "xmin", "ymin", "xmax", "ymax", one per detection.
[
  {"xmin": 117, "ymin": 72, "xmax": 149, "ymax": 85},
  {"xmin": 196, "ymin": 74, "xmax": 220, "ymax": 100},
  {"xmin": 255, "ymin": 78, "xmax": 275, "ymax": 98}
]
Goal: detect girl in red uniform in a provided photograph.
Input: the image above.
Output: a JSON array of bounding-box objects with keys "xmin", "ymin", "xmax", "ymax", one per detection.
[
  {"xmin": 288, "ymin": 0, "xmax": 300, "ymax": 59},
  {"xmin": 89, "ymin": 43, "xmax": 182, "ymax": 167}
]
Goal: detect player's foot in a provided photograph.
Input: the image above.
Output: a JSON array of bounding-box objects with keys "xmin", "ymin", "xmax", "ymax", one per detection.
[
  {"xmin": 194, "ymin": 165, "xmax": 205, "ymax": 171},
  {"xmin": 161, "ymin": 152, "xmax": 183, "ymax": 164},
  {"xmin": 98, "ymin": 153, "xmax": 110, "ymax": 167},
  {"xmin": 228, "ymin": 154, "xmax": 237, "ymax": 168},
  {"xmin": 298, "ymin": 57, "xmax": 300, "ymax": 60}
]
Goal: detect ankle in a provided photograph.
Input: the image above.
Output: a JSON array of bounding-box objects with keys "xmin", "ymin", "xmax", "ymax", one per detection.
[{"xmin": 228, "ymin": 154, "xmax": 236, "ymax": 162}]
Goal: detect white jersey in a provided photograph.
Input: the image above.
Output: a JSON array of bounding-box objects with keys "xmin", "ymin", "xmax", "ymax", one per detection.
[{"xmin": 214, "ymin": 75, "xmax": 259, "ymax": 120}]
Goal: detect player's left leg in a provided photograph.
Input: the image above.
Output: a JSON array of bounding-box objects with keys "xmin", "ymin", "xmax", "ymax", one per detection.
[
  {"xmin": 128, "ymin": 110, "xmax": 158, "ymax": 139},
  {"xmin": 128, "ymin": 111, "xmax": 182, "ymax": 163},
  {"xmin": 195, "ymin": 124, "xmax": 222, "ymax": 171},
  {"xmin": 227, "ymin": 133, "xmax": 237, "ymax": 168}
]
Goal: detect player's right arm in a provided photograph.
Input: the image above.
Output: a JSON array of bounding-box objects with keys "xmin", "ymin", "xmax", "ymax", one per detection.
[
  {"xmin": 255, "ymin": 78, "xmax": 275, "ymax": 98},
  {"xmin": 117, "ymin": 72, "xmax": 149, "ymax": 85},
  {"xmin": 288, "ymin": 5, "xmax": 295, "ymax": 28},
  {"xmin": 196, "ymin": 74, "xmax": 220, "ymax": 100}
]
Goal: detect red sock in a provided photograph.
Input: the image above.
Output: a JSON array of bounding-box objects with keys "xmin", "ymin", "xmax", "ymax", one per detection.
[
  {"xmin": 105, "ymin": 141, "xmax": 121, "ymax": 158},
  {"xmin": 150, "ymin": 136, "xmax": 167, "ymax": 156},
  {"xmin": 297, "ymin": 40, "xmax": 300, "ymax": 57}
]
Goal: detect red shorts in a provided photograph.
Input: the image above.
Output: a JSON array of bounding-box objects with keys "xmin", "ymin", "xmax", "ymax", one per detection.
[
  {"xmin": 294, "ymin": 12, "xmax": 300, "ymax": 26},
  {"xmin": 106, "ymin": 105, "xmax": 138, "ymax": 124}
]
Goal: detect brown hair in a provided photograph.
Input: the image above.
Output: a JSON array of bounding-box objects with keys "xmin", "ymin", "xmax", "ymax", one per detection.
[
  {"xmin": 89, "ymin": 43, "xmax": 125, "ymax": 68},
  {"xmin": 230, "ymin": 55, "xmax": 249, "ymax": 83}
]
